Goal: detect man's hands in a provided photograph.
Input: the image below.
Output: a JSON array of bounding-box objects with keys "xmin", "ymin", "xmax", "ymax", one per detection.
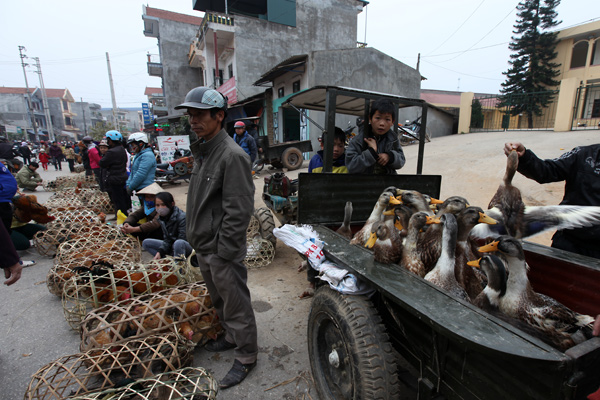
[
  {"xmin": 120, "ymin": 223, "xmax": 140, "ymax": 234},
  {"xmin": 504, "ymin": 142, "xmax": 526, "ymax": 157},
  {"xmin": 4, "ymin": 262, "xmax": 22, "ymax": 286}
]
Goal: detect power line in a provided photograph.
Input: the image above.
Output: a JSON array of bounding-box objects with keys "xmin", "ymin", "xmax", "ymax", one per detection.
[
  {"xmin": 422, "ymin": 59, "xmax": 504, "ymax": 81},
  {"xmin": 422, "ymin": 41, "xmax": 509, "ymax": 58},
  {"xmin": 426, "ymin": 0, "xmax": 487, "ymax": 56}
]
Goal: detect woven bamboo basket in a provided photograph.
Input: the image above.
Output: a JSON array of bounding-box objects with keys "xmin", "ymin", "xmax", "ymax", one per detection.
[
  {"xmin": 68, "ymin": 367, "xmax": 217, "ymax": 400},
  {"xmin": 45, "ymin": 188, "xmax": 113, "ymax": 214},
  {"xmin": 47, "ymin": 257, "xmax": 138, "ymax": 298},
  {"xmin": 49, "ymin": 208, "xmax": 104, "ymax": 225},
  {"xmin": 80, "ymin": 282, "xmax": 220, "ymax": 352},
  {"xmin": 34, "ymin": 222, "xmax": 123, "ymax": 257},
  {"xmin": 55, "ymin": 235, "xmax": 141, "ymax": 265},
  {"xmin": 43, "ymin": 174, "xmax": 98, "ymax": 192},
  {"xmin": 244, "ymin": 237, "xmax": 275, "ymax": 268},
  {"xmin": 24, "ymin": 334, "xmax": 194, "ymax": 400},
  {"xmin": 74, "ymin": 164, "xmax": 85, "ymax": 173},
  {"xmin": 61, "ymin": 257, "xmax": 195, "ymax": 329}
]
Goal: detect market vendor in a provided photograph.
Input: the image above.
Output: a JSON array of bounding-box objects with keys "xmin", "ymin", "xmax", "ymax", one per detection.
[
  {"xmin": 120, "ymin": 182, "xmax": 163, "ymax": 241},
  {"xmin": 15, "ymin": 162, "xmax": 43, "ymax": 191}
]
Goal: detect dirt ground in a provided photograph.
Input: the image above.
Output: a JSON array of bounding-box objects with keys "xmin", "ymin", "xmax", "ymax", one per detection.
[{"xmin": 1, "ymin": 128, "xmax": 598, "ymax": 400}]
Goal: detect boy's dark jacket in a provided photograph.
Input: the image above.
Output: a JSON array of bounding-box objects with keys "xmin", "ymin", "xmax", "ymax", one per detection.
[{"xmin": 345, "ymin": 125, "xmax": 405, "ymax": 174}]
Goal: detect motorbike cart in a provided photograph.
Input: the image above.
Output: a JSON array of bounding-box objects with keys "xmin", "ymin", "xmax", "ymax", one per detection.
[
  {"xmin": 155, "ymin": 150, "xmax": 194, "ymax": 185},
  {"xmin": 261, "ymin": 172, "xmax": 299, "ymax": 226}
]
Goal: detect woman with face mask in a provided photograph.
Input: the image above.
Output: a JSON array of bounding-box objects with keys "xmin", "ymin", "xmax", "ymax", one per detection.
[
  {"xmin": 121, "ymin": 182, "xmax": 163, "ymax": 241},
  {"xmin": 141, "ymin": 191, "xmax": 192, "ymax": 260}
]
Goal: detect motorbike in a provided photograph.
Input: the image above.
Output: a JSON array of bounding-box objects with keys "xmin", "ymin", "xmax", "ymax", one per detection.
[
  {"xmin": 398, "ymin": 116, "xmax": 432, "ymax": 146},
  {"xmin": 155, "ymin": 149, "xmax": 194, "ymax": 185},
  {"xmin": 0, "ymin": 158, "xmax": 23, "ymax": 174}
]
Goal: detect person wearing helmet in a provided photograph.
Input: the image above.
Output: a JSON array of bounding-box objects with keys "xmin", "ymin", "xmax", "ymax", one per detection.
[
  {"xmin": 99, "ymin": 130, "xmax": 130, "ymax": 217},
  {"xmin": 126, "ymin": 132, "xmax": 156, "ymax": 197},
  {"xmin": 88, "ymin": 139, "xmax": 102, "ymax": 186},
  {"xmin": 233, "ymin": 121, "xmax": 258, "ymax": 163},
  {"xmin": 175, "ymin": 87, "xmax": 257, "ymax": 389},
  {"xmin": 0, "ymin": 136, "xmax": 20, "ymax": 161}
]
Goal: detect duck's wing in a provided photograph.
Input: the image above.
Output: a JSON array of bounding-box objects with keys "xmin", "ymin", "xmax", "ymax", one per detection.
[{"xmin": 470, "ymin": 205, "xmax": 600, "ymax": 240}]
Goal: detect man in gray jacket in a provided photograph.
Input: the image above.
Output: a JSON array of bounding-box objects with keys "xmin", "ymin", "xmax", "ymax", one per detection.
[{"xmin": 175, "ymin": 87, "xmax": 257, "ymax": 389}]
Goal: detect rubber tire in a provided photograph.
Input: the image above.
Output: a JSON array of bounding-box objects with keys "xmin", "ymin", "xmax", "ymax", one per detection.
[
  {"xmin": 308, "ymin": 286, "xmax": 400, "ymax": 400},
  {"xmin": 252, "ymin": 158, "xmax": 265, "ymax": 173},
  {"xmin": 254, "ymin": 207, "xmax": 276, "ymax": 246},
  {"xmin": 174, "ymin": 162, "xmax": 189, "ymax": 175},
  {"xmin": 281, "ymin": 147, "xmax": 303, "ymax": 170}
]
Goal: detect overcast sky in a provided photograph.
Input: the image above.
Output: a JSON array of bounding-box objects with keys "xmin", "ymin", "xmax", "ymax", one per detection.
[{"xmin": 0, "ymin": 0, "xmax": 597, "ymax": 109}]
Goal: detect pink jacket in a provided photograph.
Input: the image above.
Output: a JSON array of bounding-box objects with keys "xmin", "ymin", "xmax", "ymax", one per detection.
[{"xmin": 88, "ymin": 147, "xmax": 101, "ymax": 169}]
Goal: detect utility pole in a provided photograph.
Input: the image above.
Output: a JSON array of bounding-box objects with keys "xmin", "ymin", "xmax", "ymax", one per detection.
[
  {"xmin": 106, "ymin": 52, "xmax": 119, "ymax": 131},
  {"xmin": 416, "ymin": 53, "xmax": 421, "ymax": 72},
  {"xmin": 18, "ymin": 46, "xmax": 39, "ymax": 143},
  {"xmin": 80, "ymin": 97, "xmax": 87, "ymax": 136},
  {"xmin": 33, "ymin": 57, "xmax": 55, "ymax": 142}
]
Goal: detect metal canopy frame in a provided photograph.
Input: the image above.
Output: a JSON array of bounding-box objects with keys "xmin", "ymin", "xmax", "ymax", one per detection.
[{"xmin": 283, "ymin": 85, "xmax": 429, "ymax": 174}]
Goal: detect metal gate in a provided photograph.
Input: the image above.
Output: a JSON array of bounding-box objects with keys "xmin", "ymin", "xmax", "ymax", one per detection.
[
  {"xmin": 572, "ymin": 83, "xmax": 600, "ymax": 130},
  {"xmin": 470, "ymin": 90, "xmax": 559, "ymax": 132}
]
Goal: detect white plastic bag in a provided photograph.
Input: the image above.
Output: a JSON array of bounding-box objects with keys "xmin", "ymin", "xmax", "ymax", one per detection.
[{"xmin": 273, "ymin": 224, "xmax": 325, "ymax": 269}]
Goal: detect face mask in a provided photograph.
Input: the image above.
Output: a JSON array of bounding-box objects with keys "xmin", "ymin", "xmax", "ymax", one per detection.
[
  {"xmin": 156, "ymin": 207, "xmax": 170, "ymax": 217},
  {"xmin": 143, "ymin": 200, "xmax": 155, "ymax": 215}
]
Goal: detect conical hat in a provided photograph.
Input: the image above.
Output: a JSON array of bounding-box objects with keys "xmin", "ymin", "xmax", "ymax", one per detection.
[{"xmin": 136, "ymin": 182, "xmax": 163, "ymax": 195}]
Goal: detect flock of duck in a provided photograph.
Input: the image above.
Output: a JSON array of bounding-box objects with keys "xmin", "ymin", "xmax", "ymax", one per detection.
[{"xmin": 340, "ymin": 150, "xmax": 600, "ymax": 351}]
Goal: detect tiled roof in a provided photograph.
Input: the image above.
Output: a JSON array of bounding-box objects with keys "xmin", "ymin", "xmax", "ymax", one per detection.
[
  {"xmin": 145, "ymin": 6, "xmax": 203, "ymax": 25},
  {"xmin": 0, "ymin": 87, "xmax": 32, "ymax": 94},
  {"xmin": 420, "ymin": 92, "xmax": 461, "ymax": 106},
  {"xmin": 145, "ymin": 87, "xmax": 163, "ymax": 95},
  {"xmin": 43, "ymin": 89, "xmax": 67, "ymax": 98}
]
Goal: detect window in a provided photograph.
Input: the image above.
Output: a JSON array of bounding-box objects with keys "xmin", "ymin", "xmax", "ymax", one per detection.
[
  {"xmin": 62, "ymin": 99, "xmax": 69, "ymax": 110},
  {"xmin": 65, "ymin": 116, "xmax": 72, "ymax": 126},
  {"xmin": 228, "ymin": 64, "xmax": 234, "ymax": 79},
  {"xmin": 212, "ymin": 68, "xmax": 224, "ymax": 86},
  {"xmin": 592, "ymin": 99, "xmax": 600, "ymax": 118},
  {"xmin": 278, "ymin": 87, "xmax": 285, "ymax": 98},
  {"xmin": 293, "ymin": 80, "xmax": 300, "ymax": 93},
  {"xmin": 570, "ymin": 41, "xmax": 589, "ymax": 69}
]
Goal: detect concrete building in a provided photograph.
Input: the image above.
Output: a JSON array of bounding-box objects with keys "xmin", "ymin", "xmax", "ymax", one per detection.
[
  {"xmin": 71, "ymin": 101, "xmax": 103, "ymax": 138},
  {"xmin": 100, "ymin": 108, "xmax": 143, "ymax": 133},
  {"xmin": 187, "ymin": 0, "xmax": 366, "ymax": 106},
  {"xmin": 142, "ymin": 6, "xmax": 204, "ymax": 117}
]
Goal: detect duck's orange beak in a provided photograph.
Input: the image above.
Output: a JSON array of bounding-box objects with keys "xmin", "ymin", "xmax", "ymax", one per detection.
[
  {"xmin": 478, "ymin": 241, "xmax": 499, "ymax": 253},
  {"xmin": 365, "ymin": 232, "xmax": 377, "ymax": 249},
  {"xmin": 382, "ymin": 208, "xmax": 395, "ymax": 216},
  {"xmin": 389, "ymin": 196, "xmax": 401, "ymax": 205},
  {"xmin": 429, "ymin": 197, "xmax": 444, "ymax": 205},
  {"xmin": 467, "ymin": 258, "xmax": 481, "ymax": 268},
  {"xmin": 394, "ymin": 218, "xmax": 403, "ymax": 231},
  {"xmin": 426, "ymin": 215, "xmax": 441, "ymax": 225},
  {"xmin": 478, "ymin": 212, "xmax": 497, "ymax": 225}
]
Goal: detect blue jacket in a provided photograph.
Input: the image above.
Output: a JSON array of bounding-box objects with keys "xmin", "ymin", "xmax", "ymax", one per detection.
[
  {"xmin": 127, "ymin": 147, "xmax": 156, "ymax": 191},
  {"xmin": 0, "ymin": 163, "xmax": 18, "ymax": 202},
  {"xmin": 234, "ymin": 131, "xmax": 258, "ymax": 162}
]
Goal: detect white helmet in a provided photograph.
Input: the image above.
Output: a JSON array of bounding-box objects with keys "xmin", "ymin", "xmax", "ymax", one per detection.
[{"xmin": 127, "ymin": 132, "xmax": 148, "ymax": 144}]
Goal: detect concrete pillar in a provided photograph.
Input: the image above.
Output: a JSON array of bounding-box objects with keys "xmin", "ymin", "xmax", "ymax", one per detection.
[
  {"xmin": 554, "ymin": 77, "xmax": 579, "ymax": 132},
  {"xmin": 458, "ymin": 92, "xmax": 474, "ymax": 134}
]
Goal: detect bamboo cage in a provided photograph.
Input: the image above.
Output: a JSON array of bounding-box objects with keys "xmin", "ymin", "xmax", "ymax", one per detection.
[
  {"xmin": 245, "ymin": 237, "xmax": 275, "ymax": 268},
  {"xmin": 24, "ymin": 334, "xmax": 194, "ymax": 400},
  {"xmin": 54, "ymin": 235, "xmax": 141, "ymax": 265},
  {"xmin": 61, "ymin": 257, "xmax": 197, "ymax": 329},
  {"xmin": 80, "ymin": 282, "xmax": 220, "ymax": 352},
  {"xmin": 74, "ymin": 164, "xmax": 85, "ymax": 173},
  {"xmin": 68, "ymin": 367, "xmax": 218, "ymax": 400},
  {"xmin": 34, "ymin": 222, "xmax": 121, "ymax": 257},
  {"xmin": 45, "ymin": 188, "xmax": 114, "ymax": 214},
  {"xmin": 47, "ymin": 257, "xmax": 136, "ymax": 297},
  {"xmin": 43, "ymin": 174, "xmax": 98, "ymax": 192}
]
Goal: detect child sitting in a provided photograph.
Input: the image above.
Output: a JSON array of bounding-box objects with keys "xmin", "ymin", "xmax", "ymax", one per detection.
[
  {"xmin": 308, "ymin": 127, "xmax": 348, "ymax": 174},
  {"xmin": 345, "ymin": 98, "xmax": 406, "ymax": 174}
]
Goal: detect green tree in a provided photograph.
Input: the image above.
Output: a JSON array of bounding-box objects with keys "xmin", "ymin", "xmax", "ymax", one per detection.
[
  {"xmin": 88, "ymin": 121, "xmax": 117, "ymax": 141},
  {"xmin": 471, "ymin": 99, "xmax": 484, "ymax": 129},
  {"xmin": 500, "ymin": 0, "xmax": 561, "ymax": 129}
]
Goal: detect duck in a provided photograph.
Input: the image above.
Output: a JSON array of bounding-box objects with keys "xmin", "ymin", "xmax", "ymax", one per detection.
[
  {"xmin": 471, "ymin": 150, "xmax": 600, "ymax": 240},
  {"xmin": 400, "ymin": 212, "xmax": 440, "ymax": 277},
  {"xmin": 470, "ymin": 254, "xmax": 507, "ymax": 312},
  {"xmin": 399, "ymin": 190, "xmax": 435, "ymax": 215},
  {"xmin": 364, "ymin": 219, "xmax": 403, "ymax": 264},
  {"xmin": 454, "ymin": 206, "xmax": 498, "ymax": 299},
  {"xmin": 350, "ymin": 191, "xmax": 401, "ymax": 246},
  {"xmin": 478, "ymin": 236, "xmax": 595, "ymax": 351},
  {"xmin": 335, "ymin": 201, "xmax": 353, "ymax": 240},
  {"xmin": 382, "ymin": 203, "xmax": 413, "ymax": 236},
  {"xmin": 420, "ymin": 196, "xmax": 470, "ymax": 273},
  {"xmin": 424, "ymin": 214, "xmax": 471, "ymax": 303}
]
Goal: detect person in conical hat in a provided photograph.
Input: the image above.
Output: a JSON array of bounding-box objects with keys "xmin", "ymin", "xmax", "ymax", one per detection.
[{"xmin": 120, "ymin": 182, "xmax": 163, "ymax": 241}]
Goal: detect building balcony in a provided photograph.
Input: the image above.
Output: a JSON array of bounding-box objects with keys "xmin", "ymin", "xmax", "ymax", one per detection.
[
  {"xmin": 188, "ymin": 42, "xmax": 206, "ymax": 68},
  {"xmin": 152, "ymin": 105, "xmax": 168, "ymax": 117}
]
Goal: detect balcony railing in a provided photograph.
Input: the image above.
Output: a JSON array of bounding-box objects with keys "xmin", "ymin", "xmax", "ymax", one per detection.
[{"xmin": 197, "ymin": 12, "xmax": 234, "ymax": 46}]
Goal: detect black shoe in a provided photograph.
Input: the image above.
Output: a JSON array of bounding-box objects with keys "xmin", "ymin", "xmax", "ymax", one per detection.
[
  {"xmin": 219, "ymin": 359, "xmax": 256, "ymax": 389},
  {"xmin": 204, "ymin": 336, "xmax": 236, "ymax": 352}
]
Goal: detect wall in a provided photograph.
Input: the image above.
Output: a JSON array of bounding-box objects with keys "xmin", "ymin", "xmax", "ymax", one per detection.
[
  {"xmin": 309, "ymin": 48, "xmax": 421, "ymax": 99},
  {"xmin": 158, "ymin": 18, "xmax": 205, "ymax": 115},
  {"xmin": 0, "ymin": 93, "xmax": 30, "ymax": 128},
  {"xmin": 233, "ymin": 0, "xmax": 361, "ymax": 102}
]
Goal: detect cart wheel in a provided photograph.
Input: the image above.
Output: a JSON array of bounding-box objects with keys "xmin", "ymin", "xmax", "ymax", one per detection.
[
  {"xmin": 308, "ymin": 286, "xmax": 400, "ymax": 400},
  {"xmin": 281, "ymin": 147, "xmax": 303, "ymax": 170},
  {"xmin": 254, "ymin": 207, "xmax": 276, "ymax": 246},
  {"xmin": 252, "ymin": 158, "xmax": 265, "ymax": 173}
]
